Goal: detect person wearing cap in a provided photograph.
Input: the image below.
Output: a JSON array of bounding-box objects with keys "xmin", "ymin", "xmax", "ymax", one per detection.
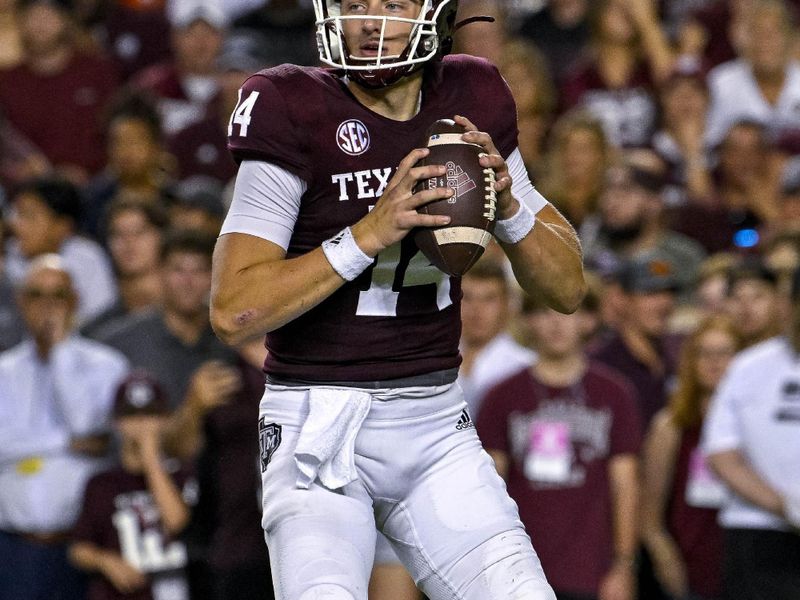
[
  {"xmin": 132, "ymin": 0, "xmax": 228, "ymax": 135},
  {"xmin": 477, "ymin": 292, "xmax": 642, "ymax": 600},
  {"xmin": 4, "ymin": 176, "xmax": 118, "ymax": 324},
  {"xmin": 0, "ymin": 0, "xmax": 120, "ymax": 182},
  {"xmin": 70, "ymin": 371, "xmax": 197, "ymax": 600},
  {"xmin": 166, "ymin": 49, "xmax": 259, "ymax": 185},
  {"xmin": 0, "ymin": 255, "xmax": 129, "ymax": 600},
  {"xmin": 168, "ymin": 175, "xmax": 227, "ymax": 236},
  {"xmin": 724, "ymin": 257, "xmax": 784, "ymax": 349},
  {"xmin": 700, "ymin": 266, "xmax": 800, "ymax": 600},
  {"xmin": 581, "ymin": 153, "xmax": 706, "ymax": 298},
  {"xmin": 591, "ymin": 252, "xmax": 682, "ymax": 428}
]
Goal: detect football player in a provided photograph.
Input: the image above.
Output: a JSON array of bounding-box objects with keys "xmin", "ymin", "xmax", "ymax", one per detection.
[{"xmin": 210, "ymin": 1, "xmax": 585, "ymax": 599}]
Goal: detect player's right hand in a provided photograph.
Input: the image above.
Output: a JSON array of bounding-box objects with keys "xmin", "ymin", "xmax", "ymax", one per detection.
[
  {"xmin": 351, "ymin": 147, "xmax": 454, "ymax": 256},
  {"xmin": 100, "ymin": 553, "xmax": 147, "ymax": 594}
]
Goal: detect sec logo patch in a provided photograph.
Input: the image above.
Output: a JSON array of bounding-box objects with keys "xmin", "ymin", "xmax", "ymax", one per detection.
[{"xmin": 337, "ymin": 119, "xmax": 370, "ymax": 156}]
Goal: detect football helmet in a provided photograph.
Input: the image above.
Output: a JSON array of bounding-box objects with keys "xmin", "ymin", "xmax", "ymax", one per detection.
[{"xmin": 313, "ymin": 0, "xmax": 459, "ymax": 88}]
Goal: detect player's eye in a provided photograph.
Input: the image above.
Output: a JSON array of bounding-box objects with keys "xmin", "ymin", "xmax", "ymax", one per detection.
[{"xmin": 342, "ymin": 1, "xmax": 366, "ymax": 14}]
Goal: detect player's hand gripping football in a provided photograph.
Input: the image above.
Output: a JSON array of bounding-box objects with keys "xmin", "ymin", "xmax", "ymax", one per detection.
[
  {"xmin": 351, "ymin": 148, "xmax": 455, "ymax": 256},
  {"xmin": 453, "ymin": 114, "xmax": 519, "ymax": 221}
]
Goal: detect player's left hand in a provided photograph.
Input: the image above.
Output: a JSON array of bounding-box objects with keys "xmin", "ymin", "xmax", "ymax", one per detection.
[
  {"xmin": 598, "ymin": 562, "xmax": 636, "ymax": 600},
  {"xmin": 453, "ymin": 115, "xmax": 519, "ymax": 220}
]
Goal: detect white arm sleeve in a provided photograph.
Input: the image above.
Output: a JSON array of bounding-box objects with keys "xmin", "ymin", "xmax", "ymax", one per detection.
[
  {"xmin": 507, "ymin": 147, "xmax": 548, "ymax": 214},
  {"xmin": 220, "ymin": 160, "xmax": 307, "ymax": 250}
]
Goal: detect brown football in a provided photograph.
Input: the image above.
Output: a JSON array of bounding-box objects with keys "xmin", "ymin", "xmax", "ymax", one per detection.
[{"xmin": 413, "ymin": 119, "xmax": 498, "ymax": 277}]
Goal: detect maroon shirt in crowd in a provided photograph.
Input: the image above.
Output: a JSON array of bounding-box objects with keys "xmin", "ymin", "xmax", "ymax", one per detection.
[
  {"xmin": 167, "ymin": 114, "xmax": 237, "ymax": 183},
  {"xmin": 228, "ymin": 55, "xmax": 518, "ymax": 382},
  {"xmin": 72, "ymin": 465, "xmax": 196, "ymax": 600},
  {"xmin": 0, "ymin": 52, "xmax": 119, "ymax": 175},
  {"xmin": 200, "ymin": 358, "xmax": 268, "ymax": 573},
  {"xmin": 477, "ymin": 362, "xmax": 642, "ymax": 597},
  {"xmin": 559, "ymin": 61, "xmax": 656, "ymax": 148},
  {"xmin": 668, "ymin": 425, "xmax": 724, "ymax": 599},
  {"xmin": 591, "ymin": 333, "xmax": 680, "ymax": 428}
]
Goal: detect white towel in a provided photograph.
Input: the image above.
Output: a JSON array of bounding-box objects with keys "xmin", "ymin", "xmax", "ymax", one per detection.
[{"xmin": 294, "ymin": 387, "xmax": 372, "ymax": 490}]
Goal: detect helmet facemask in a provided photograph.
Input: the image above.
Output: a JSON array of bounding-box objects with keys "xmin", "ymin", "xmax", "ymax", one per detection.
[{"xmin": 313, "ymin": 0, "xmax": 458, "ymax": 88}]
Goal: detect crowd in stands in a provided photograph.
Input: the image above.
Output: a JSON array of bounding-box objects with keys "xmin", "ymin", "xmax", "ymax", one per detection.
[{"xmin": 0, "ymin": 0, "xmax": 799, "ymax": 599}]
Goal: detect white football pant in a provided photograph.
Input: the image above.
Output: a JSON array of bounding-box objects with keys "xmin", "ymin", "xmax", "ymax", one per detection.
[{"xmin": 259, "ymin": 381, "xmax": 555, "ymax": 600}]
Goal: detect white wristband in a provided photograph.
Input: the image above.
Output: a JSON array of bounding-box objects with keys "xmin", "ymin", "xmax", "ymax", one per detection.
[
  {"xmin": 494, "ymin": 201, "xmax": 536, "ymax": 244},
  {"xmin": 321, "ymin": 227, "xmax": 374, "ymax": 281}
]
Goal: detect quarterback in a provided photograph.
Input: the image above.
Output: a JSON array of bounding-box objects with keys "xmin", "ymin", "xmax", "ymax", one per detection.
[{"xmin": 210, "ymin": 0, "xmax": 585, "ymax": 598}]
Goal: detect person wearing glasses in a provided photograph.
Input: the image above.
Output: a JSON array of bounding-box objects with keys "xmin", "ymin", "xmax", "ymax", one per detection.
[{"xmin": 0, "ymin": 254, "xmax": 129, "ymax": 600}]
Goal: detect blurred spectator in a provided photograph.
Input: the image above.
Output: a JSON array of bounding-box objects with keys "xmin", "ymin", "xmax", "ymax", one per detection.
[
  {"xmin": 670, "ymin": 252, "xmax": 738, "ymax": 333},
  {"xmin": 228, "ymin": 0, "xmax": 316, "ymax": 68},
  {"xmin": 168, "ymin": 176, "xmax": 226, "ymax": 236},
  {"xmin": 133, "ymin": 0, "xmax": 228, "ymax": 135},
  {"xmin": 702, "ymin": 267, "xmax": 800, "ymax": 600},
  {"xmin": 641, "ymin": 315, "xmax": 743, "ymax": 600},
  {"xmin": 517, "ymin": 0, "xmax": 591, "ymax": 84},
  {"xmin": 103, "ymin": 0, "xmax": 172, "ymax": 81},
  {"xmin": 166, "ymin": 50, "xmax": 256, "ymax": 184},
  {"xmin": 581, "ymin": 156, "xmax": 706, "ymax": 296},
  {"xmin": 452, "ymin": 0, "xmax": 507, "ymax": 65},
  {"xmin": 0, "ymin": 0, "xmax": 120, "ymax": 183},
  {"xmin": 193, "ymin": 337, "xmax": 274, "ymax": 600},
  {"xmin": 591, "ymin": 253, "xmax": 681, "ymax": 427},
  {"xmin": 83, "ymin": 92, "xmax": 174, "ymax": 240},
  {"xmin": 496, "ymin": 38, "xmax": 557, "ymax": 175},
  {"xmin": 705, "ymin": 0, "xmax": 800, "ymax": 146},
  {"xmin": 5, "ymin": 177, "xmax": 118, "ymax": 324},
  {"xmin": 0, "ymin": 255, "xmax": 128, "ymax": 600},
  {"xmin": 538, "ymin": 111, "xmax": 611, "ymax": 228},
  {"xmin": 478, "ymin": 295, "xmax": 641, "ymax": 600},
  {"xmin": 0, "ymin": 109, "xmax": 50, "ymax": 191},
  {"xmin": 0, "ymin": 0, "xmax": 23, "ymax": 69},
  {"xmin": 458, "ymin": 258, "xmax": 535, "ymax": 419},
  {"xmin": 0, "ymin": 217, "xmax": 25, "ymax": 352},
  {"xmin": 724, "ymin": 257, "xmax": 784, "ymax": 348},
  {"xmin": 669, "ymin": 121, "xmax": 781, "ymax": 254},
  {"xmin": 651, "ymin": 64, "xmax": 714, "ymax": 207},
  {"xmin": 560, "ymin": 0, "xmax": 674, "ymax": 148},
  {"xmin": 70, "ymin": 372, "xmax": 196, "ymax": 600},
  {"xmin": 92, "ymin": 229, "xmax": 238, "ymax": 431},
  {"xmin": 677, "ymin": 0, "xmax": 752, "ymax": 70},
  {"xmin": 80, "ymin": 198, "xmax": 169, "ymax": 338},
  {"xmin": 763, "ymin": 230, "xmax": 800, "ymax": 291}
]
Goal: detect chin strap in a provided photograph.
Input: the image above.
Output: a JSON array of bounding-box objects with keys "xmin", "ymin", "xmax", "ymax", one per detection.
[{"xmin": 454, "ymin": 15, "xmax": 496, "ymax": 31}]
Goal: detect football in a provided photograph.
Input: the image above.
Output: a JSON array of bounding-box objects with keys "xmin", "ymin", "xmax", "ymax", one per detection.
[{"xmin": 413, "ymin": 119, "xmax": 497, "ymax": 277}]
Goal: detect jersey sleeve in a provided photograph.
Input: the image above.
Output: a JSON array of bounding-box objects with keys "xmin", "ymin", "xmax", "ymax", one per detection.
[
  {"xmin": 227, "ymin": 71, "xmax": 312, "ymax": 181},
  {"xmin": 475, "ymin": 59, "xmax": 519, "ymax": 159}
]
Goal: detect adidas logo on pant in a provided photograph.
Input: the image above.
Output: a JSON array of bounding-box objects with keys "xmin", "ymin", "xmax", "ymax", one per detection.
[{"xmin": 455, "ymin": 409, "xmax": 474, "ymax": 430}]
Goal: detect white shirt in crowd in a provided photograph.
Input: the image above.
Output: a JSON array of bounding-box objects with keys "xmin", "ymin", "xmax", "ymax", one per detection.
[
  {"xmin": 458, "ymin": 333, "xmax": 536, "ymax": 419},
  {"xmin": 702, "ymin": 337, "xmax": 800, "ymax": 531},
  {"xmin": 0, "ymin": 337, "xmax": 128, "ymax": 533},
  {"xmin": 706, "ymin": 59, "xmax": 800, "ymax": 145}
]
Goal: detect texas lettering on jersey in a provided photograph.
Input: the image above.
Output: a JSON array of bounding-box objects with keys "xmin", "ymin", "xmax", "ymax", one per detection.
[{"xmin": 227, "ymin": 55, "xmax": 519, "ymax": 382}]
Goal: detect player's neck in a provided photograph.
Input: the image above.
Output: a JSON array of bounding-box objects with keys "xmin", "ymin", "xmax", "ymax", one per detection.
[
  {"xmin": 532, "ymin": 353, "xmax": 586, "ymax": 388},
  {"xmin": 347, "ymin": 71, "xmax": 424, "ymax": 121}
]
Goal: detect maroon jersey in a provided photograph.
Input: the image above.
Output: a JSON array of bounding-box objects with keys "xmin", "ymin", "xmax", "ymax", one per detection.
[
  {"xmin": 667, "ymin": 425, "xmax": 723, "ymax": 599},
  {"xmin": 0, "ymin": 52, "xmax": 119, "ymax": 175},
  {"xmin": 72, "ymin": 465, "xmax": 196, "ymax": 600},
  {"xmin": 227, "ymin": 55, "xmax": 518, "ymax": 382},
  {"xmin": 477, "ymin": 362, "xmax": 642, "ymax": 596}
]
